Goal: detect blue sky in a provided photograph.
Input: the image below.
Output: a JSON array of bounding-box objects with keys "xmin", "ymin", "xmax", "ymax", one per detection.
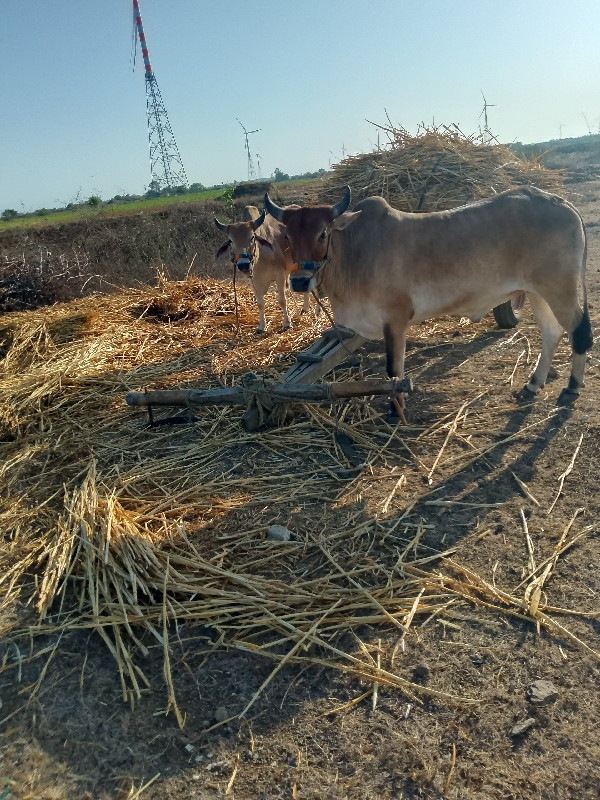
[{"xmin": 2, "ymin": 0, "xmax": 598, "ymax": 211}]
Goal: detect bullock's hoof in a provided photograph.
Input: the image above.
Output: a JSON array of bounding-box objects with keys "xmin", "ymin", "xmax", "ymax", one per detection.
[
  {"xmin": 254, "ymin": 328, "xmax": 266, "ymax": 335},
  {"xmin": 385, "ymin": 407, "xmax": 400, "ymax": 424},
  {"xmin": 281, "ymin": 323, "xmax": 292, "ymax": 331},
  {"xmin": 515, "ymin": 385, "xmax": 537, "ymax": 403},
  {"xmin": 557, "ymin": 387, "xmax": 579, "ymax": 405},
  {"xmin": 385, "ymin": 398, "xmax": 407, "ymax": 425}
]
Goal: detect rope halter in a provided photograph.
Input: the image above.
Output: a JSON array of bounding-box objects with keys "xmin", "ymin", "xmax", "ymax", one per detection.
[{"xmin": 232, "ymin": 236, "xmax": 259, "ymax": 276}]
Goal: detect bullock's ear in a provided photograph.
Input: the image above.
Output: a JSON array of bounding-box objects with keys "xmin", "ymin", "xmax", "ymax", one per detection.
[
  {"xmin": 331, "ymin": 210, "xmax": 362, "ymax": 231},
  {"xmin": 216, "ymin": 240, "xmax": 231, "ymax": 260},
  {"xmin": 256, "ymin": 236, "xmax": 273, "ymax": 251}
]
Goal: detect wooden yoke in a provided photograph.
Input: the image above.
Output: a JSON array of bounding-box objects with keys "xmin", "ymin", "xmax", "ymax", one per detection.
[
  {"xmin": 240, "ymin": 326, "xmax": 366, "ymax": 430},
  {"xmin": 125, "ymin": 327, "xmax": 412, "ymax": 431}
]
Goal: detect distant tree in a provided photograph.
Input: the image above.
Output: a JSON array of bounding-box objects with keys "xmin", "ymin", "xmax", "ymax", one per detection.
[
  {"xmin": 1, "ymin": 209, "xmax": 18, "ymax": 221},
  {"xmin": 87, "ymin": 195, "xmax": 101, "ymax": 206},
  {"xmin": 145, "ymin": 179, "xmax": 162, "ymax": 198},
  {"xmin": 109, "ymin": 194, "xmax": 142, "ymax": 205},
  {"xmin": 272, "ymin": 167, "xmax": 289, "ymax": 182},
  {"xmin": 188, "ymin": 182, "xmax": 206, "ymax": 193}
]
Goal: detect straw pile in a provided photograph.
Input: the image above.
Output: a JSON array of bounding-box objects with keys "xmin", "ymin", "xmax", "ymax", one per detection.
[
  {"xmin": 319, "ymin": 123, "xmax": 564, "ymax": 211},
  {"xmin": 0, "ymin": 277, "xmax": 595, "ymax": 724}
]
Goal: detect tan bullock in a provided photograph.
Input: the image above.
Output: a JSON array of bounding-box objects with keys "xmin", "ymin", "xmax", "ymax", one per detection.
[
  {"xmin": 264, "ymin": 186, "xmax": 592, "ymax": 416},
  {"xmin": 214, "ymin": 206, "xmax": 310, "ymax": 333}
]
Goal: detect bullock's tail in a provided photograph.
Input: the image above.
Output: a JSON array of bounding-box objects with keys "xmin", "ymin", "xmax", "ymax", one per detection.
[{"xmin": 572, "ymin": 218, "xmax": 593, "ymax": 355}]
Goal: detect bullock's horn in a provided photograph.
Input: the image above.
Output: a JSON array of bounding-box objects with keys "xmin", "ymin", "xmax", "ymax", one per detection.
[
  {"xmin": 331, "ymin": 185, "xmax": 351, "ymax": 218},
  {"xmin": 251, "ymin": 209, "xmax": 266, "ymax": 230},
  {"xmin": 214, "ymin": 217, "xmax": 229, "ymax": 233},
  {"xmin": 264, "ymin": 193, "xmax": 285, "ymax": 222}
]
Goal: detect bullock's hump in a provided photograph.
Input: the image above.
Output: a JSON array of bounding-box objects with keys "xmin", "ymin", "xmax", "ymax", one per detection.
[
  {"xmin": 354, "ymin": 195, "xmax": 394, "ymax": 217},
  {"xmin": 242, "ymin": 205, "xmax": 261, "ymax": 222}
]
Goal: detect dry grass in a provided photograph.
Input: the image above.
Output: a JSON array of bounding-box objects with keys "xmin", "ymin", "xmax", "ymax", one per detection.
[
  {"xmin": 0, "ymin": 201, "xmax": 231, "ymax": 306},
  {"xmin": 0, "ymin": 276, "xmax": 597, "ymax": 737}
]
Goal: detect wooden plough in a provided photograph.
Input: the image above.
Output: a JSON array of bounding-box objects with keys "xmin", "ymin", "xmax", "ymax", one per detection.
[{"xmin": 125, "ymin": 326, "xmax": 412, "ymax": 431}]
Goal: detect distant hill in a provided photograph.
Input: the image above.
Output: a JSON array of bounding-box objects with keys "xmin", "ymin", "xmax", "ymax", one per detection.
[{"xmin": 511, "ymin": 134, "xmax": 600, "ymax": 180}]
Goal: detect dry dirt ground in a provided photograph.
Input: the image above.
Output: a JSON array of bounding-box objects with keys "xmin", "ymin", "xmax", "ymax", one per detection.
[{"xmin": 1, "ymin": 183, "xmax": 599, "ymax": 800}]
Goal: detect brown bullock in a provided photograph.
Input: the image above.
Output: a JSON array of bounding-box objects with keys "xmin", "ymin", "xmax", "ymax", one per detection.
[
  {"xmin": 264, "ymin": 186, "xmax": 592, "ymax": 415},
  {"xmin": 214, "ymin": 206, "xmax": 310, "ymax": 333}
]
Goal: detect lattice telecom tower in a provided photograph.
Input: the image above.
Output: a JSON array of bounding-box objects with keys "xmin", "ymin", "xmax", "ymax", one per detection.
[{"xmin": 133, "ymin": 0, "xmax": 188, "ymax": 190}]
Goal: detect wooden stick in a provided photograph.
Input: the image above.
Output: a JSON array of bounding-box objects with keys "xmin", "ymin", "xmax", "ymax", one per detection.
[{"xmin": 125, "ymin": 379, "xmax": 396, "ymax": 408}]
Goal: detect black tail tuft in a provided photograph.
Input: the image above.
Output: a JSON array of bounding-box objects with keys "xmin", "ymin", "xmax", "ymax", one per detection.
[{"xmin": 572, "ymin": 308, "xmax": 593, "ymax": 354}]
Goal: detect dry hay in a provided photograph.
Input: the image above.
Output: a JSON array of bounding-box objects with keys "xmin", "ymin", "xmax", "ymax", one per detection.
[
  {"xmin": 0, "ymin": 276, "xmax": 596, "ymax": 729},
  {"xmin": 319, "ymin": 123, "xmax": 565, "ymax": 211}
]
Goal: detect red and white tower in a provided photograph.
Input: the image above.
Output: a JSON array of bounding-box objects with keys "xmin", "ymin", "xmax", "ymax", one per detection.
[{"xmin": 133, "ymin": 0, "xmax": 188, "ymax": 191}]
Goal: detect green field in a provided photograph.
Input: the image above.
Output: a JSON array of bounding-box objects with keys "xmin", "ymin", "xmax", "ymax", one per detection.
[
  {"xmin": 0, "ymin": 188, "xmax": 226, "ymax": 232},
  {"xmin": 0, "ymin": 176, "xmax": 322, "ymax": 233}
]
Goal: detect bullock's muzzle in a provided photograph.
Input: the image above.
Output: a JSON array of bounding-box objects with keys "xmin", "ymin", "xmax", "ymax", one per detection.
[
  {"xmin": 236, "ymin": 253, "xmax": 252, "ymax": 275},
  {"xmin": 290, "ymin": 261, "xmax": 318, "ymax": 293}
]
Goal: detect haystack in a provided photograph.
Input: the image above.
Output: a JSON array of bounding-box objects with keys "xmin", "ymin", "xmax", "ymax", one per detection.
[{"xmin": 319, "ymin": 124, "xmax": 564, "ymax": 211}]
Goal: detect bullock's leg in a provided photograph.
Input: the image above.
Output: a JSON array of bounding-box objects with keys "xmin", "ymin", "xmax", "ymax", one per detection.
[
  {"xmin": 383, "ymin": 320, "xmax": 408, "ymax": 422},
  {"xmin": 567, "ymin": 313, "xmax": 593, "ymax": 395},
  {"xmin": 275, "ymin": 271, "xmax": 291, "ymax": 330},
  {"xmin": 301, "ymin": 291, "xmax": 311, "ymax": 315},
  {"xmin": 542, "ymin": 292, "xmax": 593, "ymax": 398},
  {"xmin": 525, "ymin": 293, "xmax": 565, "ymax": 394},
  {"xmin": 251, "ymin": 272, "xmax": 270, "ymax": 334}
]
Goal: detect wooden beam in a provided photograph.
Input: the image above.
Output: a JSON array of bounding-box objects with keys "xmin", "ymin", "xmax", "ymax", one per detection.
[
  {"xmin": 283, "ymin": 327, "xmax": 367, "ymax": 385},
  {"xmin": 125, "ymin": 379, "xmax": 394, "ymax": 409}
]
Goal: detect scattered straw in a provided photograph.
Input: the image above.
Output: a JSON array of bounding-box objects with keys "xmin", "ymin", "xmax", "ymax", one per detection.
[
  {"xmin": 0, "ymin": 275, "xmax": 595, "ymax": 726},
  {"xmin": 444, "ymin": 743, "xmax": 457, "ymax": 794},
  {"xmin": 511, "ymin": 472, "xmax": 540, "ymax": 506},
  {"xmin": 225, "ymin": 755, "xmax": 240, "ymax": 796},
  {"xmin": 126, "ymin": 773, "xmax": 161, "ymax": 800},
  {"xmin": 547, "ymin": 433, "xmax": 585, "ymax": 515}
]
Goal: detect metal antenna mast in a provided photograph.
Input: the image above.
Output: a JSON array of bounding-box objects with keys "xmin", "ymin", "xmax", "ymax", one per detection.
[
  {"xmin": 133, "ymin": 0, "xmax": 188, "ymax": 191},
  {"xmin": 237, "ymin": 118, "xmax": 260, "ymax": 180}
]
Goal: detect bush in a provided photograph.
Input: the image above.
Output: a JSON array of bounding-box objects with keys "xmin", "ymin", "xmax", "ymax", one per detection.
[
  {"xmin": 2, "ymin": 209, "xmax": 18, "ymax": 221},
  {"xmin": 0, "ymin": 251, "xmax": 90, "ymax": 312}
]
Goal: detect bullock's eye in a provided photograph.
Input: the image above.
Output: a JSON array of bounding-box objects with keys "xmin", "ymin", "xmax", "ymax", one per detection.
[{"xmin": 319, "ymin": 230, "xmax": 328, "ymax": 242}]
